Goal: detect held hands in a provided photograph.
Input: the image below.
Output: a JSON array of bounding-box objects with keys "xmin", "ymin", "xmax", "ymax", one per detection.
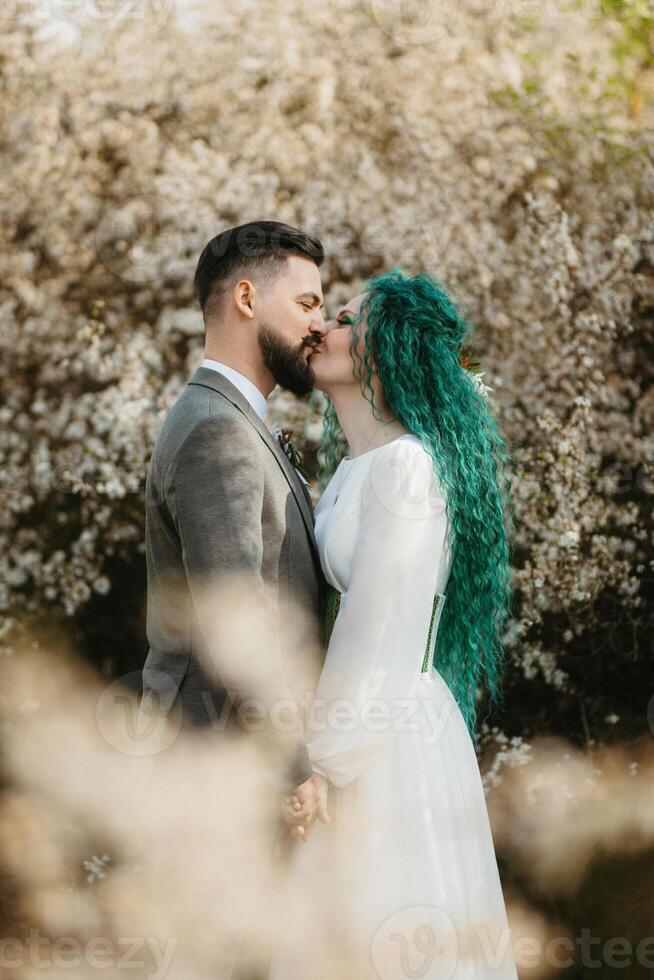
[{"xmin": 280, "ymin": 771, "xmax": 330, "ymax": 843}]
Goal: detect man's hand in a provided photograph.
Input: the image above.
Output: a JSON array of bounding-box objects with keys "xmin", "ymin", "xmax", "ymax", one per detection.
[{"xmin": 280, "ymin": 772, "xmax": 330, "ymax": 843}]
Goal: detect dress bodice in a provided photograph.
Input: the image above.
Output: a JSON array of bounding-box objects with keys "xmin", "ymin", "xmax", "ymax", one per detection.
[
  {"xmin": 307, "ymin": 433, "xmax": 455, "ymax": 776},
  {"xmin": 314, "ymin": 434, "xmax": 452, "ymax": 596}
]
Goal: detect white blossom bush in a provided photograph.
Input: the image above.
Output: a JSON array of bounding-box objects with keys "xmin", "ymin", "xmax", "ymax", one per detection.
[{"xmin": 0, "ymin": 0, "xmax": 652, "ymax": 746}]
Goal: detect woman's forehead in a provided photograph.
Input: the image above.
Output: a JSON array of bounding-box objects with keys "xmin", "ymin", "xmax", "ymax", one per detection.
[{"xmin": 340, "ymin": 292, "xmax": 366, "ymax": 316}]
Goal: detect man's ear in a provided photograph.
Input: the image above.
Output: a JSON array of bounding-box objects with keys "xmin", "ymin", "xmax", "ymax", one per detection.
[{"xmin": 233, "ymin": 279, "xmax": 256, "ymax": 320}]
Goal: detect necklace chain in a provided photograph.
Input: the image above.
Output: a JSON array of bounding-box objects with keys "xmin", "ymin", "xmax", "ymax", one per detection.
[
  {"xmin": 333, "ymin": 419, "xmax": 407, "ymax": 503},
  {"xmin": 347, "ymin": 418, "xmax": 405, "ymax": 459}
]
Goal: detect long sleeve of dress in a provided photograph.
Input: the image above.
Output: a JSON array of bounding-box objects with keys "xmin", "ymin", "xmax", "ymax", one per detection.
[{"xmin": 307, "ymin": 439, "xmax": 451, "ymax": 788}]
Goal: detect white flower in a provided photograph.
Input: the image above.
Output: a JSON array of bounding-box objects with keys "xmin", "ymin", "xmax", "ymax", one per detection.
[
  {"xmin": 469, "ymin": 371, "xmax": 494, "ymax": 400},
  {"xmin": 93, "ymin": 576, "xmax": 111, "ymax": 595},
  {"xmin": 83, "ymin": 853, "xmax": 110, "ymax": 883}
]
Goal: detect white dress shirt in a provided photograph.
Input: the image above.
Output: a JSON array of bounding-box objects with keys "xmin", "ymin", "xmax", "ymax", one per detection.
[{"xmin": 201, "ymin": 358, "xmax": 268, "ymax": 423}]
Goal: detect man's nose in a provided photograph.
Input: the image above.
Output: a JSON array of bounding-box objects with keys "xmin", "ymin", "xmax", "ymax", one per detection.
[{"xmin": 310, "ymin": 310, "xmax": 327, "ymax": 335}]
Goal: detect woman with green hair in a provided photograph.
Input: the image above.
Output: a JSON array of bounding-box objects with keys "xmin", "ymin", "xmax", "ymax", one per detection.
[{"xmin": 272, "ymin": 270, "xmax": 518, "ymax": 979}]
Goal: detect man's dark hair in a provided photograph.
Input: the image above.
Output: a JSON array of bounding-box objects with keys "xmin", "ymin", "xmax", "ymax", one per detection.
[{"xmin": 193, "ymin": 220, "xmax": 324, "ymax": 321}]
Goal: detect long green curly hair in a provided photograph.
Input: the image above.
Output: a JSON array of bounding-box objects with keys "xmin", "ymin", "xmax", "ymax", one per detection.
[{"xmin": 317, "ymin": 269, "xmax": 516, "ymax": 742}]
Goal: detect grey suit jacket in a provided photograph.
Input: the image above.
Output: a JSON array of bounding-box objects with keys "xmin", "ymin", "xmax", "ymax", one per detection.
[{"xmin": 141, "ymin": 366, "xmax": 325, "ymax": 788}]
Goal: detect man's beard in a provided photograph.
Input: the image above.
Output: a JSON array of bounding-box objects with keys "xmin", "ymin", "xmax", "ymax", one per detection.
[{"xmin": 257, "ymin": 322, "xmax": 316, "ymax": 397}]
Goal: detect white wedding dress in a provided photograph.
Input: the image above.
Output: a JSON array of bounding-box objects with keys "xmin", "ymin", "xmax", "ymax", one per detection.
[{"xmin": 269, "ymin": 435, "xmax": 519, "ymax": 980}]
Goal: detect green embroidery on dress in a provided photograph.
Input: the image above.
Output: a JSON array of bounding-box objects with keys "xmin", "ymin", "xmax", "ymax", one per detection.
[
  {"xmin": 421, "ymin": 593, "xmax": 442, "ymax": 672},
  {"xmin": 320, "ymin": 584, "xmax": 446, "ymax": 676},
  {"xmin": 320, "ymin": 584, "xmax": 342, "ymax": 650},
  {"xmin": 421, "ymin": 592, "xmax": 447, "ymax": 673}
]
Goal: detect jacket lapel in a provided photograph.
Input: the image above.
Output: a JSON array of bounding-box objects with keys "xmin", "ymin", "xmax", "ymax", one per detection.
[{"xmin": 187, "ymin": 367, "xmax": 319, "ymax": 559}]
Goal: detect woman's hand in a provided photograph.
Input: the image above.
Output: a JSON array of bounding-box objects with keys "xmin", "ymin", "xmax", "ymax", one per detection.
[{"xmin": 280, "ymin": 772, "xmax": 330, "ymax": 842}]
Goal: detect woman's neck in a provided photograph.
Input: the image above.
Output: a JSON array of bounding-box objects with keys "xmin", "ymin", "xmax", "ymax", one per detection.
[{"xmin": 327, "ymin": 385, "xmax": 410, "ymax": 459}]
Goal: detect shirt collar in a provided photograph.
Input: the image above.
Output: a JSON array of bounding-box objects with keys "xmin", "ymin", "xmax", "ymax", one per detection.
[{"xmin": 201, "ymin": 358, "xmax": 268, "ymax": 423}]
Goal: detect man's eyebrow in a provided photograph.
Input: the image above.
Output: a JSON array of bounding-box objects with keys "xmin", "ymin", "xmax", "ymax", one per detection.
[{"xmin": 297, "ymin": 291, "xmax": 324, "ymax": 307}]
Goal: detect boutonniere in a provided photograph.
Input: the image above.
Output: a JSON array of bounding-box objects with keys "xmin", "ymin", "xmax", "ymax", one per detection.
[
  {"xmin": 458, "ymin": 344, "xmax": 494, "ymax": 400},
  {"xmin": 270, "ymin": 425, "xmax": 311, "ymax": 482}
]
